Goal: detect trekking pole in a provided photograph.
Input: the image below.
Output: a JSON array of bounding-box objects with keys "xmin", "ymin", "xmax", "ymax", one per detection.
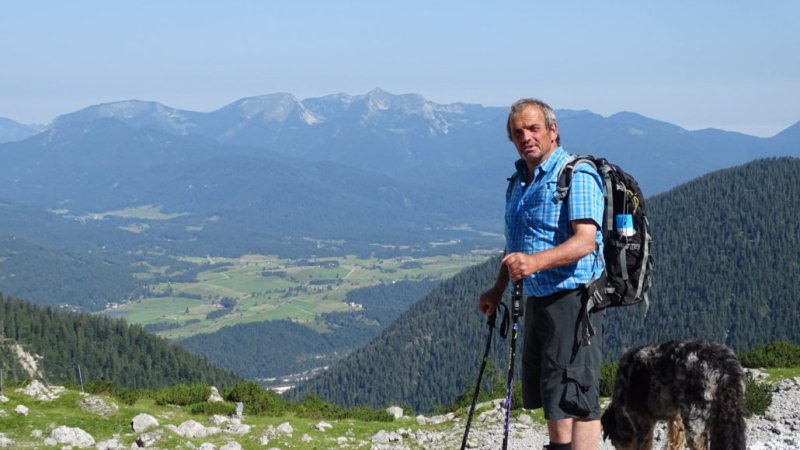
[
  {"xmin": 459, "ymin": 310, "xmax": 497, "ymax": 450},
  {"xmin": 460, "ymin": 303, "xmax": 509, "ymax": 450},
  {"xmin": 502, "ymin": 280, "xmax": 524, "ymax": 450}
]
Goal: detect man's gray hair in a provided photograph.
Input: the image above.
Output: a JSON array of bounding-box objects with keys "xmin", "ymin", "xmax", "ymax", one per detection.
[{"xmin": 506, "ymin": 98, "xmax": 560, "ymax": 145}]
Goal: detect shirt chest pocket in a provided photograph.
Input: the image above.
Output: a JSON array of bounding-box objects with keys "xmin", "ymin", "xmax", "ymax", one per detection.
[{"xmin": 525, "ymin": 180, "xmax": 559, "ymax": 229}]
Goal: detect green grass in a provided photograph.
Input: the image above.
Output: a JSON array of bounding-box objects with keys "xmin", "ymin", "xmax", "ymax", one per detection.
[
  {"xmin": 106, "ymin": 251, "xmax": 494, "ymax": 340},
  {"xmin": 761, "ymin": 367, "xmax": 800, "ymax": 382},
  {"xmin": 0, "ymin": 385, "xmax": 449, "ymax": 449}
]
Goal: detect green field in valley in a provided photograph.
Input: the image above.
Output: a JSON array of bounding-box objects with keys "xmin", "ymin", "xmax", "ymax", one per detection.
[{"xmin": 104, "ymin": 251, "xmax": 495, "ymax": 339}]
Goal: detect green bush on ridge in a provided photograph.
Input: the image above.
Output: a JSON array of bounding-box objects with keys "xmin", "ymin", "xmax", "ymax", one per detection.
[
  {"xmin": 189, "ymin": 401, "xmax": 238, "ymax": 416},
  {"xmin": 739, "ymin": 341, "xmax": 800, "ymax": 368},
  {"xmin": 155, "ymin": 383, "xmax": 212, "ymax": 406},
  {"xmin": 744, "ymin": 377, "xmax": 773, "ymax": 416},
  {"xmin": 223, "ymin": 381, "xmax": 288, "ymax": 416}
]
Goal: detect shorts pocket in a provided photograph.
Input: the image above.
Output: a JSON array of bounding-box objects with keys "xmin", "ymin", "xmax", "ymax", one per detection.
[{"xmin": 559, "ymin": 364, "xmax": 594, "ymax": 417}]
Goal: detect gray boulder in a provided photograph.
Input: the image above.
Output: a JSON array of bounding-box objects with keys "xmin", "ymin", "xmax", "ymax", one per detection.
[
  {"xmin": 132, "ymin": 413, "xmax": 159, "ymax": 432},
  {"xmin": 0, "ymin": 433, "xmax": 14, "ymax": 448},
  {"xmin": 208, "ymin": 386, "xmax": 225, "ymax": 403},
  {"xmin": 176, "ymin": 420, "xmax": 220, "ymax": 439},
  {"xmin": 79, "ymin": 396, "xmax": 119, "ymax": 416},
  {"xmin": 135, "ymin": 429, "xmax": 164, "ymax": 448},
  {"xmin": 49, "ymin": 425, "xmax": 95, "ymax": 448}
]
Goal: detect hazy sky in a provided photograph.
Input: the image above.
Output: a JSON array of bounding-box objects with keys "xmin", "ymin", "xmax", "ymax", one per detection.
[{"xmin": 2, "ymin": 1, "xmax": 798, "ymax": 136}]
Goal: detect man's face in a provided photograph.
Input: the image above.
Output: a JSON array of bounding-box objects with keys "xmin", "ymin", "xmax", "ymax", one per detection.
[{"xmin": 508, "ymin": 105, "xmax": 558, "ymax": 169}]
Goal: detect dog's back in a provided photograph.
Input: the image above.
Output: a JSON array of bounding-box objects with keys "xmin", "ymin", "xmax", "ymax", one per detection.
[
  {"xmin": 663, "ymin": 340, "xmax": 746, "ymax": 450},
  {"xmin": 602, "ymin": 339, "xmax": 747, "ymax": 450}
]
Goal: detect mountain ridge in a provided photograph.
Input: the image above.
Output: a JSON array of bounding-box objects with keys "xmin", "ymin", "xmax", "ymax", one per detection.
[
  {"xmin": 6, "ymin": 90, "xmax": 797, "ymax": 197},
  {"xmin": 1, "ymin": 90, "xmax": 798, "ymax": 313}
]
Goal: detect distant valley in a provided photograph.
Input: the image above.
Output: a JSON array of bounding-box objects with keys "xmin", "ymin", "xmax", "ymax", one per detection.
[{"xmin": 1, "ymin": 89, "xmax": 798, "ymax": 387}]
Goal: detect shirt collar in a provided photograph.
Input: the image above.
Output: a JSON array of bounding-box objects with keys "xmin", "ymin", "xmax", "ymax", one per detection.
[{"xmin": 538, "ymin": 146, "xmax": 567, "ymax": 176}]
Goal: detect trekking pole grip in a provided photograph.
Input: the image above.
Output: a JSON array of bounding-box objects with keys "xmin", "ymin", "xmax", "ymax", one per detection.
[{"xmin": 512, "ymin": 280, "xmax": 523, "ymax": 318}]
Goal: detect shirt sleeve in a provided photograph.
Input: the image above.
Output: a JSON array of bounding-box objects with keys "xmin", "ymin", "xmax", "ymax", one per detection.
[{"xmin": 568, "ymin": 163, "xmax": 604, "ymax": 229}]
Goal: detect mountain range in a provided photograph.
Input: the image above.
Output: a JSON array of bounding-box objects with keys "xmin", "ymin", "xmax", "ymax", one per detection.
[
  {"xmin": 1, "ymin": 89, "xmax": 799, "ymax": 387},
  {"xmin": 2, "ymin": 90, "xmax": 798, "ymax": 261},
  {"xmin": 4, "ymin": 89, "xmax": 799, "ymax": 193}
]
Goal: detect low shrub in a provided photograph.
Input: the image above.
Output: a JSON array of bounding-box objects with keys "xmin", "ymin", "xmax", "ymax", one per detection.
[
  {"xmin": 223, "ymin": 381, "xmax": 287, "ymax": 416},
  {"xmin": 744, "ymin": 377, "xmax": 773, "ymax": 416},
  {"xmin": 189, "ymin": 401, "xmax": 238, "ymax": 416},
  {"xmin": 83, "ymin": 380, "xmax": 140, "ymax": 405},
  {"xmin": 600, "ymin": 362, "xmax": 618, "ymax": 397},
  {"xmin": 115, "ymin": 387, "xmax": 141, "ymax": 405},
  {"xmin": 294, "ymin": 394, "xmax": 346, "ymax": 420},
  {"xmin": 155, "ymin": 383, "xmax": 211, "ymax": 406},
  {"xmin": 739, "ymin": 341, "xmax": 800, "ymax": 368},
  {"xmin": 293, "ymin": 394, "xmax": 394, "ymax": 422},
  {"xmin": 346, "ymin": 405, "xmax": 394, "ymax": 422}
]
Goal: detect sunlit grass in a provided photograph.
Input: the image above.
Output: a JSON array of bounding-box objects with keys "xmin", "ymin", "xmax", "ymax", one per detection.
[{"xmin": 103, "ymin": 250, "xmax": 494, "ymax": 340}]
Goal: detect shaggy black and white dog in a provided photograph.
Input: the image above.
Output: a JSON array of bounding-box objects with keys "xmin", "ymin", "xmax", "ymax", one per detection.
[{"xmin": 601, "ymin": 339, "xmax": 747, "ymax": 450}]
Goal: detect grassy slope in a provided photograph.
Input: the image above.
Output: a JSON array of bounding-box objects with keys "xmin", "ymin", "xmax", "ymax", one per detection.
[
  {"xmin": 2, "ymin": 368, "xmax": 797, "ymax": 449},
  {"xmin": 0, "ymin": 384, "xmax": 447, "ymax": 449}
]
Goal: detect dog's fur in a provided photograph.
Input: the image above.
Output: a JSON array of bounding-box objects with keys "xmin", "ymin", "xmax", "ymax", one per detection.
[{"xmin": 601, "ymin": 339, "xmax": 747, "ymax": 450}]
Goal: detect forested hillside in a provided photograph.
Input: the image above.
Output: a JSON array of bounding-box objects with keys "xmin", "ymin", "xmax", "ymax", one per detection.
[
  {"xmin": 637, "ymin": 157, "xmax": 800, "ymax": 350},
  {"xmin": 179, "ymin": 279, "xmax": 439, "ymax": 379},
  {"xmin": 291, "ymin": 157, "xmax": 800, "ymax": 412},
  {"xmin": 0, "ymin": 293, "xmax": 241, "ymax": 389},
  {"xmin": 0, "ymin": 236, "xmax": 146, "ymax": 310},
  {"xmin": 289, "ymin": 259, "xmax": 502, "ymax": 411}
]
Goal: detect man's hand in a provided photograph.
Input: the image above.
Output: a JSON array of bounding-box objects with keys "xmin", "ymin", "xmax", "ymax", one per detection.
[
  {"xmin": 478, "ymin": 285, "xmax": 504, "ymax": 317},
  {"xmin": 502, "ymin": 252, "xmax": 538, "ymax": 281}
]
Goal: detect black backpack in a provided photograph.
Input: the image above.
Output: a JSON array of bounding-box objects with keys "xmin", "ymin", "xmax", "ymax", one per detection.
[{"xmin": 553, "ymin": 155, "xmax": 654, "ymax": 316}]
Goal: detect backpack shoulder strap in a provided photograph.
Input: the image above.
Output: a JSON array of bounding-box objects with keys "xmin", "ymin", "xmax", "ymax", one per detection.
[
  {"xmin": 506, "ymin": 171, "xmax": 518, "ymax": 200},
  {"xmin": 553, "ymin": 155, "xmax": 598, "ymax": 202}
]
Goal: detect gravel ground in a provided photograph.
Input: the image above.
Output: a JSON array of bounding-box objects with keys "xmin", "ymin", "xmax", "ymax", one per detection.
[{"xmin": 373, "ymin": 376, "xmax": 800, "ymax": 450}]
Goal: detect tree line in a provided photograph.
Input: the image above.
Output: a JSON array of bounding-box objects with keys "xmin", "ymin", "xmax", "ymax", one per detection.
[{"xmin": 0, "ymin": 293, "xmax": 241, "ymax": 389}]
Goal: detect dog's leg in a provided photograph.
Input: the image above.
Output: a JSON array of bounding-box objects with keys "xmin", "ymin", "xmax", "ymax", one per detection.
[
  {"xmin": 665, "ymin": 416, "xmax": 686, "ymax": 450},
  {"xmin": 637, "ymin": 422, "xmax": 655, "ymax": 450},
  {"xmin": 682, "ymin": 416, "xmax": 709, "ymax": 450}
]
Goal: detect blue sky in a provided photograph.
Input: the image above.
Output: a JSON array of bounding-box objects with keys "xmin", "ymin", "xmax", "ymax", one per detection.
[{"xmin": 2, "ymin": 1, "xmax": 798, "ymax": 136}]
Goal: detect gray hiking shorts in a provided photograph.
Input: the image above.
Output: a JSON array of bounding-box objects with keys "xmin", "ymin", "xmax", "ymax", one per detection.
[{"xmin": 521, "ymin": 287, "xmax": 605, "ymax": 420}]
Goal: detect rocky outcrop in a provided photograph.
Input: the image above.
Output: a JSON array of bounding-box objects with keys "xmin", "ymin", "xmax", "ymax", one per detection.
[
  {"xmin": 131, "ymin": 413, "xmax": 159, "ymax": 432},
  {"xmin": 47, "ymin": 426, "xmax": 95, "ymax": 448},
  {"xmin": 15, "ymin": 380, "xmax": 64, "ymax": 401}
]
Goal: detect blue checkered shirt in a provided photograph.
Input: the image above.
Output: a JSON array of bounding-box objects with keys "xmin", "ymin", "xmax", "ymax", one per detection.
[{"xmin": 505, "ymin": 147, "xmax": 605, "ymax": 297}]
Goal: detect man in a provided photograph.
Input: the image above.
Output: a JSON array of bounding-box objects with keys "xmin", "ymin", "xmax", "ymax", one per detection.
[{"xmin": 478, "ymin": 99, "xmax": 606, "ymax": 450}]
